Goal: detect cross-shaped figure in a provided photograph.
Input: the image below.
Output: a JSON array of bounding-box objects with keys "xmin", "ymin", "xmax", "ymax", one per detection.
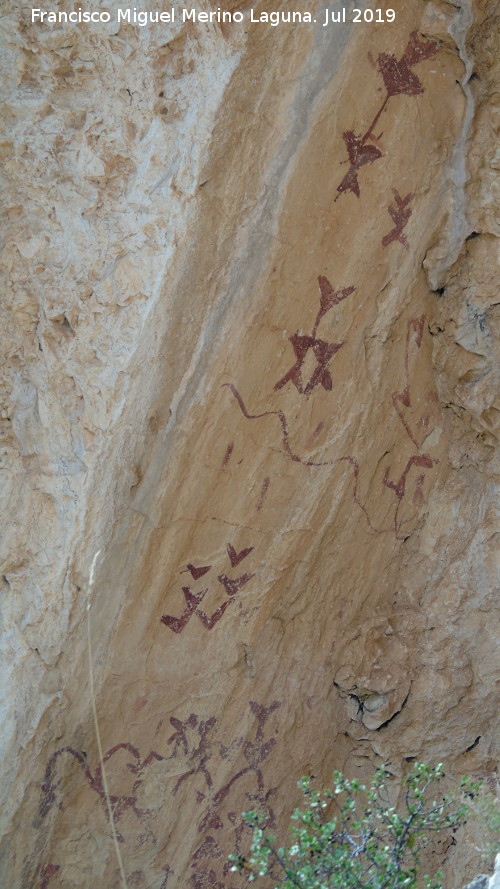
[{"xmin": 274, "ymin": 333, "xmax": 343, "ymax": 395}]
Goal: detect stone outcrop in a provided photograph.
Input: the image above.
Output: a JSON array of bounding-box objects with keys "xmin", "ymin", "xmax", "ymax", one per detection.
[
  {"xmin": 1, "ymin": 0, "xmax": 498, "ymax": 887},
  {"xmin": 460, "ymin": 856, "xmax": 500, "ymax": 889}
]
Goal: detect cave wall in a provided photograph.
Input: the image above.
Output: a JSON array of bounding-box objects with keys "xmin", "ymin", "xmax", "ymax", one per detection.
[{"xmin": 1, "ymin": 0, "xmax": 499, "ymax": 886}]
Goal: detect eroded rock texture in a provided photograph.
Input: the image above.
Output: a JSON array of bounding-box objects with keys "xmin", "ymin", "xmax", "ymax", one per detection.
[
  {"xmin": 1, "ymin": 0, "xmax": 499, "ymax": 887},
  {"xmin": 460, "ymin": 855, "xmax": 500, "ymax": 889}
]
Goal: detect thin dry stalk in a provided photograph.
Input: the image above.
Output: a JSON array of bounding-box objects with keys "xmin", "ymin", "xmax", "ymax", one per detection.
[{"xmin": 87, "ymin": 550, "xmax": 128, "ymax": 889}]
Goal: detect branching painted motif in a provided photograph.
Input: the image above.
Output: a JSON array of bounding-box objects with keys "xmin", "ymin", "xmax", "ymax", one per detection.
[
  {"xmin": 382, "ymin": 189, "xmax": 415, "ymax": 249},
  {"xmin": 336, "ymin": 32, "xmax": 438, "ymax": 199},
  {"xmin": 274, "ymin": 276, "xmax": 354, "ymax": 394},
  {"xmin": 38, "ymin": 701, "xmax": 281, "ymax": 889}
]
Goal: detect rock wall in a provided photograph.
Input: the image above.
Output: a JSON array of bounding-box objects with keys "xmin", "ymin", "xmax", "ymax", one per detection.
[
  {"xmin": 460, "ymin": 855, "xmax": 500, "ymax": 889},
  {"xmin": 1, "ymin": 0, "xmax": 498, "ymax": 887}
]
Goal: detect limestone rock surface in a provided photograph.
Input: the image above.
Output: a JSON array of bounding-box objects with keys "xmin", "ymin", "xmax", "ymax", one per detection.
[
  {"xmin": 460, "ymin": 856, "xmax": 500, "ymax": 889},
  {"xmin": 1, "ymin": 1, "xmax": 499, "ymax": 887}
]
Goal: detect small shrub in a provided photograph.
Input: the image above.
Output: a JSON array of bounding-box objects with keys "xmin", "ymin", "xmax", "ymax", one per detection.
[
  {"xmin": 230, "ymin": 763, "xmax": 481, "ymax": 889},
  {"xmin": 465, "ymin": 780, "xmax": 500, "ymax": 863}
]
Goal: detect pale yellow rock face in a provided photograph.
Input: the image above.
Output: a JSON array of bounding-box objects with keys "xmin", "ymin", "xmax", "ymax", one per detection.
[{"xmin": 1, "ymin": 1, "xmax": 498, "ymax": 888}]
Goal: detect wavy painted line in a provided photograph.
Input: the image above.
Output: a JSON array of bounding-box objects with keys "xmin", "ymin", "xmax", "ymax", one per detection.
[{"xmin": 223, "ymin": 383, "xmax": 435, "ymax": 540}]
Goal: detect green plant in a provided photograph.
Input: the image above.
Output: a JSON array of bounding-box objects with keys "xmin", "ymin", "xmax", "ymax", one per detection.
[
  {"xmin": 230, "ymin": 763, "xmax": 480, "ymax": 889},
  {"xmin": 466, "ymin": 781, "xmax": 500, "ymax": 863}
]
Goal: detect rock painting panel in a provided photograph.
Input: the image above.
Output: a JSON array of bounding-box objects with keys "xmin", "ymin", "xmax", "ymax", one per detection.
[
  {"xmin": 226, "ymin": 302, "xmax": 439, "ymax": 540},
  {"xmin": 38, "ymin": 743, "xmax": 165, "ymax": 835},
  {"xmin": 37, "ymin": 702, "xmax": 281, "ymax": 889},
  {"xmin": 36, "ymin": 31, "xmax": 443, "ymax": 889},
  {"xmin": 188, "ymin": 700, "xmax": 281, "ymax": 888},
  {"xmin": 161, "ymin": 543, "xmax": 255, "ymax": 633},
  {"xmin": 336, "ymin": 32, "xmax": 438, "ymax": 199}
]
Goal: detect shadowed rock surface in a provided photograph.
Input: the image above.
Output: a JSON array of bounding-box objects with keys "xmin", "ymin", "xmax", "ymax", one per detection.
[{"xmin": 460, "ymin": 856, "xmax": 500, "ymax": 889}]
